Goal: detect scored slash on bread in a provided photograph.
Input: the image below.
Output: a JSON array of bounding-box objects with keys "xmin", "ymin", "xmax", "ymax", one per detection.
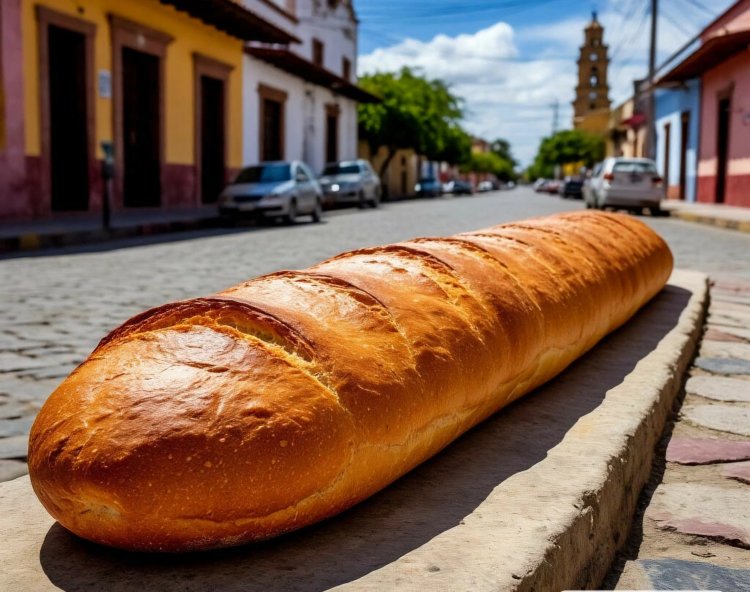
[{"xmin": 27, "ymin": 211, "xmax": 673, "ymax": 552}]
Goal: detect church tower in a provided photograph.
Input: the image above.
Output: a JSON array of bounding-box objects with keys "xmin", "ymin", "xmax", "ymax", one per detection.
[{"xmin": 573, "ymin": 12, "xmax": 610, "ymax": 134}]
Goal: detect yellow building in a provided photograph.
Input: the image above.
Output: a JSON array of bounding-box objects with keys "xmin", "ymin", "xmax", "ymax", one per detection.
[
  {"xmin": 1, "ymin": 0, "xmax": 294, "ymax": 221},
  {"xmin": 358, "ymin": 140, "xmax": 420, "ymax": 199}
]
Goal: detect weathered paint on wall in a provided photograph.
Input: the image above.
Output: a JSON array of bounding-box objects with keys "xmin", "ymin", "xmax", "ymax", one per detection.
[
  {"xmin": 697, "ymin": 49, "xmax": 750, "ymax": 207},
  {"xmin": 22, "ymin": 0, "xmax": 243, "ymax": 166},
  {"xmin": 654, "ymin": 79, "xmax": 700, "ymax": 202}
]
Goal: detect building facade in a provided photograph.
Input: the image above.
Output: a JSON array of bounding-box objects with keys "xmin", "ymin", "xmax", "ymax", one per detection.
[
  {"xmin": 573, "ymin": 12, "xmax": 610, "ymax": 135},
  {"xmin": 0, "ymin": 0, "xmax": 297, "ymax": 222},
  {"xmin": 657, "ymin": 0, "xmax": 750, "ymax": 207},
  {"xmin": 654, "ymin": 80, "xmax": 700, "ymax": 202},
  {"xmin": 241, "ymin": 0, "xmax": 375, "ymax": 176}
]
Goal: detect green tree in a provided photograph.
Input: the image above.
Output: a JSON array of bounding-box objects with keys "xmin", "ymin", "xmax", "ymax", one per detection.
[
  {"xmin": 489, "ymin": 138, "xmax": 517, "ymax": 168},
  {"xmin": 460, "ymin": 151, "xmax": 515, "ymax": 181},
  {"xmin": 358, "ymin": 68, "xmax": 466, "ymax": 179},
  {"xmin": 528, "ymin": 129, "xmax": 605, "ymax": 180}
]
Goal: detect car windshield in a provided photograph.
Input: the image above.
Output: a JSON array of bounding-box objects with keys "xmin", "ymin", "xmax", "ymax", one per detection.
[
  {"xmin": 613, "ymin": 161, "xmax": 657, "ymax": 174},
  {"xmin": 322, "ymin": 163, "xmax": 360, "ymax": 176},
  {"xmin": 234, "ymin": 164, "xmax": 291, "ymax": 184}
]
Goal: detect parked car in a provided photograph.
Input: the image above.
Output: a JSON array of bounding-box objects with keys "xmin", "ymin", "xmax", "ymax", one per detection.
[
  {"xmin": 477, "ymin": 180, "xmax": 499, "ymax": 192},
  {"xmin": 218, "ymin": 161, "xmax": 323, "ymax": 224},
  {"xmin": 448, "ymin": 179, "xmax": 474, "ymax": 195},
  {"xmin": 415, "ymin": 177, "xmax": 443, "ymax": 197},
  {"xmin": 560, "ymin": 176, "xmax": 584, "ymax": 199},
  {"xmin": 318, "ymin": 159, "xmax": 381, "ymax": 208},
  {"xmin": 584, "ymin": 157, "xmax": 665, "ymax": 215},
  {"xmin": 544, "ymin": 179, "xmax": 561, "ymax": 194},
  {"xmin": 533, "ymin": 178, "xmax": 548, "ymax": 192}
]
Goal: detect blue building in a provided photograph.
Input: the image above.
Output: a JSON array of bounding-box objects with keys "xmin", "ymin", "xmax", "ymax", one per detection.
[{"xmin": 653, "ymin": 79, "xmax": 701, "ymax": 202}]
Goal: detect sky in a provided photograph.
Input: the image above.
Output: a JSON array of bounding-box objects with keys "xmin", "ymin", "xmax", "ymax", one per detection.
[{"xmin": 355, "ymin": 0, "xmax": 736, "ymax": 167}]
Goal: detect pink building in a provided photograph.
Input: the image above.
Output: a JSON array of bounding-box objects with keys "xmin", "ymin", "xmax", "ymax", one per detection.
[
  {"xmin": 662, "ymin": 0, "xmax": 750, "ymax": 207},
  {"xmin": 694, "ymin": 1, "xmax": 750, "ymax": 207}
]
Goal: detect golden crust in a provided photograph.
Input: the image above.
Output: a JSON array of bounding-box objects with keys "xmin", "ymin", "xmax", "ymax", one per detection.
[{"xmin": 27, "ymin": 211, "xmax": 673, "ymax": 551}]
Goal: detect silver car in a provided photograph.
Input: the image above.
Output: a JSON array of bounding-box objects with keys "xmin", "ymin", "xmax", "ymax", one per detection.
[
  {"xmin": 318, "ymin": 160, "xmax": 381, "ymax": 208},
  {"xmin": 584, "ymin": 157, "xmax": 665, "ymax": 215},
  {"xmin": 218, "ymin": 161, "xmax": 323, "ymax": 223}
]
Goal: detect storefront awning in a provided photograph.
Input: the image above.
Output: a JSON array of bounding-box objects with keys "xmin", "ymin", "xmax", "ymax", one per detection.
[
  {"xmin": 159, "ymin": 0, "xmax": 299, "ymax": 44},
  {"xmin": 246, "ymin": 46, "xmax": 381, "ymax": 103},
  {"xmin": 658, "ymin": 29, "xmax": 750, "ymax": 84}
]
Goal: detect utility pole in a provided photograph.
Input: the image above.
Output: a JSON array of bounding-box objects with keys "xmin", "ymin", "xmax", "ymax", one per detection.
[
  {"xmin": 645, "ymin": 0, "xmax": 658, "ymax": 159},
  {"xmin": 551, "ymin": 98, "xmax": 559, "ymax": 135}
]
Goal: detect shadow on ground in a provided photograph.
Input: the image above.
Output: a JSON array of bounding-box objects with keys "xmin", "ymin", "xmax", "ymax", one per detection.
[{"xmin": 37, "ymin": 285, "xmax": 691, "ymax": 592}]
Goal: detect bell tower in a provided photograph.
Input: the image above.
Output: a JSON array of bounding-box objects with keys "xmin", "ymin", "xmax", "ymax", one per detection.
[{"xmin": 573, "ymin": 11, "xmax": 610, "ymax": 133}]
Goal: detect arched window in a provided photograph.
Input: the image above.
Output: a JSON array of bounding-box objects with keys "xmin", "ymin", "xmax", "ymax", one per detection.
[{"xmin": 590, "ymin": 74, "xmax": 598, "ymax": 87}]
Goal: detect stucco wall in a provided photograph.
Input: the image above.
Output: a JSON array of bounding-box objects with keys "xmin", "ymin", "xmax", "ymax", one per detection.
[
  {"xmin": 22, "ymin": 0, "xmax": 244, "ymax": 167},
  {"xmin": 697, "ymin": 50, "xmax": 750, "ymax": 207},
  {"xmin": 0, "ymin": 0, "xmax": 31, "ymax": 219},
  {"xmin": 654, "ymin": 80, "xmax": 700, "ymax": 202},
  {"xmin": 243, "ymin": 56, "xmax": 358, "ymax": 174}
]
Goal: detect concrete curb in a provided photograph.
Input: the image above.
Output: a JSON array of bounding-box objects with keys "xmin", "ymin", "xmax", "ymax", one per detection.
[
  {"xmin": 0, "ymin": 271, "xmax": 708, "ymax": 591},
  {"xmin": 0, "ymin": 216, "xmax": 223, "ymax": 254},
  {"xmin": 666, "ymin": 210, "xmax": 750, "ymax": 235}
]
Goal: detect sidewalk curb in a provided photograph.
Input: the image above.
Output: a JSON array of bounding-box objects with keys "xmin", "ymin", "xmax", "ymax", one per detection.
[
  {"xmin": 0, "ymin": 272, "xmax": 709, "ymax": 591},
  {"xmin": 0, "ymin": 217, "xmax": 223, "ymax": 254},
  {"xmin": 667, "ymin": 210, "xmax": 750, "ymax": 234}
]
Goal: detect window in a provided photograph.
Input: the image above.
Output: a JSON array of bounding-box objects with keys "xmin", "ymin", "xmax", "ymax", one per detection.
[
  {"xmin": 590, "ymin": 74, "xmax": 598, "ymax": 87},
  {"xmin": 612, "ymin": 161, "xmax": 657, "ymax": 174},
  {"xmin": 234, "ymin": 163, "xmax": 291, "ymax": 184},
  {"xmin": 325, "ymin": 104, "xmax": 339, "ymax": 163},
  {"xmin": 295, "ymin": 166, "xmax": 310, "ymax": 182},
  {"xmin": 258, "ymin": 84, "xmax": 287, "ymax": 161},
  {"xmin": 590, "ymin": 52, "xmax": 598, "ymax": 61},
  {"xmin": 312, "ymin": 38, "xmax": 324, "ymax": 68},
  {"xmin": 342, "ymin": 57, "xmax": 351, "ymax": 81},
  {"xmin": 323, "ymin": 162, "xmax": 360, "ymax": 175}
]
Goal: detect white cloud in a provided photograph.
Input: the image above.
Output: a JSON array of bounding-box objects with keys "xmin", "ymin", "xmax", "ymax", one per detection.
[
  {"xmin": 359, "ymin": 22, "xmax": 573, "ymax": 165},
  {"xmin": 357, "ymin": 2, "xmax": 729, "ymax": 167}
]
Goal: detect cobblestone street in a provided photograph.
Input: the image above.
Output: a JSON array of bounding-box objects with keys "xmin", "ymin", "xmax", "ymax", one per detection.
[{"xmin": 2, "ymin": 188, "xmax": 750, "ymax": 481}]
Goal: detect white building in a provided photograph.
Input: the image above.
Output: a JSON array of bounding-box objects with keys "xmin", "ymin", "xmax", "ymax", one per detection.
[{"xmin": 240, "ymin": 0, "xmax": 376, "ymax": 174}]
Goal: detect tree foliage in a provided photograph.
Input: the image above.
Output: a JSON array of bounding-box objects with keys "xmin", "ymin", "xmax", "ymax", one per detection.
[
  {"xmin": 460, "ymin": 151, "xmax": 515, "ymax": 180},
  {"xmin": 527, "ymin": 129, "xmax": 605, "ymax": 179},
  {"xmin": 358, "ymin": 68, "xmax": 466, "ymax": 177},
  {"xmin": 489, "ymin": 138, "xmax": 517, "ymax": 168}
]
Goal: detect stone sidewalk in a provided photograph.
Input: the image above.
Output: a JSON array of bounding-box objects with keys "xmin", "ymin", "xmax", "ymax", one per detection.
[
  {"xmin": 662, "ymin": 200, "xmax": 750, "ymax": 235},
  {"xmin": 609, "ymin": 276, "xmax": 750, "ymax": 591}
]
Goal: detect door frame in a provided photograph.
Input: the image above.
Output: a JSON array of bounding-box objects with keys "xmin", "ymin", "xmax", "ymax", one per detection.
[
  {"xmin": 678, "ymin": 111, "xmax": 689, "ymax": 200},
  {"xmin": 715, "ymin": 85, "xmax": 733, "ymax": 205},
  {"xmin": 258, "ymin": 83, "xmax": 287, "ymax": 161},
  {"xmin": 193, "ymin": 53, "xmax": 233, "ymax": 204},
  {"xmin": 324, "ymin": 103, "xmax": 340, "ymax": 165},
  {"xmin": 110, "ymin": 15, "xmax": 172, "ymax": 209},
  {"xmin": 36, "ymin": 6, "xmax": 96, "ymax": 215}
]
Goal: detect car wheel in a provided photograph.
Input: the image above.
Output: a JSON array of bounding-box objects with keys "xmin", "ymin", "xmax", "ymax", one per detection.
[
  {"xmin": 369, "ymin": 189, "xmax": 381, "ymax": 208},
  {"xmin": 649, "ymin": 204, "xmax": 667, "ymax": 217},
  {"xmin": 358, "ymin": 190, "xmax": 367, "ymax": 209},
  {"xmin": 284, "ymin": 199, "xmax": 298, "ymax": 225},
  {"xmin": 311, "ymin": 199, "xmax": 323, "ymax": 223}
]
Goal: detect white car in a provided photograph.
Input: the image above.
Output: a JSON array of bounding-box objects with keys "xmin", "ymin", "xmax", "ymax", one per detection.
[
  {"xmin": 318, "ymin": 159, "xmax": 381, "ymax": 208},
  {"xmin": 218, "ymin": 161, "xmax": 323, "ymax": 224},
  {"xmin": 584, "ymin": 158, "xmax": 665, "ymax": 215}
]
